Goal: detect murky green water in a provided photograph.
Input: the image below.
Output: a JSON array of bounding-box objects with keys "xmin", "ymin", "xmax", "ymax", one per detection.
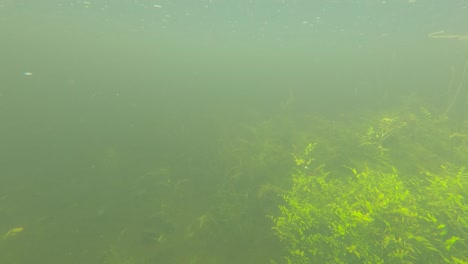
[{"xmin": 1, "ymin": 1, "xmax": 467, "ymax": 263}]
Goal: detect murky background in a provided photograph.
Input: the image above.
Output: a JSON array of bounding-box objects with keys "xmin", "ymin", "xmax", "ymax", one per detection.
[{"xmin": 1, "ymin": 1, "xmax": 467, "ymax": 263}]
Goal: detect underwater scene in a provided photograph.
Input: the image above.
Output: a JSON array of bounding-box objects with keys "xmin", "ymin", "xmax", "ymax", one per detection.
[{"xmin": 1, "ymin": 0, "xmax": 467, "ymax": 263}]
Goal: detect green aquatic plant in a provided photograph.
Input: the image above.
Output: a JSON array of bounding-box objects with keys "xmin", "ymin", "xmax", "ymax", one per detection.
[
  {"xmin": 360, "ymin": 116, "xmax": 407, "ymax": 160},
  {"xmin": 271, "ymin": 144, "xmax": 468, "ymax": 263}
]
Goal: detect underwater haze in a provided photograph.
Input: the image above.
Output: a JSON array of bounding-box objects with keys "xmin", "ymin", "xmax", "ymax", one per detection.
[{"xmin": 1, "ymin": 1, "xmax": 467, "ymax": 263}]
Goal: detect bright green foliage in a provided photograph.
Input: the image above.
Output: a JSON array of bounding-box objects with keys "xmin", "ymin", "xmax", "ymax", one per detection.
[{"xmin": 272, "ymin": 146, "xmax": 468, "ymax": 263}]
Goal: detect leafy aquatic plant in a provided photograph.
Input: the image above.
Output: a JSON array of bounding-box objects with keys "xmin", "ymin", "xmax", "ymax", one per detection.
[{"xmin": 271, "ymin": 143, "xmax": 468, "ymax": 263}]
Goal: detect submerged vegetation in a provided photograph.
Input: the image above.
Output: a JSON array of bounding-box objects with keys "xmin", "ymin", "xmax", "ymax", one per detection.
[
  {"xmin": 2, "ymin": 52, "xmax": 468, "ymax": 263},
  {"xmin": 271, "ymin": 107, "xmax": 468, "ymax": 263},
  {"xmin": 3, "ymin": 97, "xmax": 468, "ymax": 264}
]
